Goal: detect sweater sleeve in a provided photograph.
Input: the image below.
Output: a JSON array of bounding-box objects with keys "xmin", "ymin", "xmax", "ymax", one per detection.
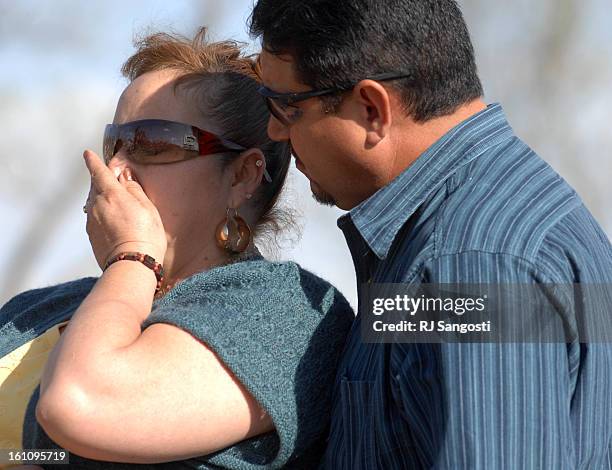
[
  {"xmin": 1, "ymin": 278, "xmax": 97, "ymax": 357},
  {"xmin": 141, "ymin": 260, "xmax": 354, "ymax": 469}
]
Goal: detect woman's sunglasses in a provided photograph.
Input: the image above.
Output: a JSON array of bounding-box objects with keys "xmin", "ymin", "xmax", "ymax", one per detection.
[{"xmin": 103, "ymin": 119, "xmax": 272, "ymax": 182}]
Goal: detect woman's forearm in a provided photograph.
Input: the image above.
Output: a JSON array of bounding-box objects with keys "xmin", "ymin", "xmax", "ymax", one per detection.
[{"xmin": 39, "ymin": 260, "xmax": 157, "ymax": 398}]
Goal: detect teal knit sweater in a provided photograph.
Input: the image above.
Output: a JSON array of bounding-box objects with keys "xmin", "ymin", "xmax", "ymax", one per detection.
[{"xmin": 1, "ymin": 258, "xmax": 355, "ymax": 469}]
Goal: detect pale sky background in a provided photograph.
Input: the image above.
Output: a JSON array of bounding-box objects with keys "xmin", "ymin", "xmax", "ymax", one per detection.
[{"xmin": 1, "ymin": 0, "xmax": 611, "ymax": 308}]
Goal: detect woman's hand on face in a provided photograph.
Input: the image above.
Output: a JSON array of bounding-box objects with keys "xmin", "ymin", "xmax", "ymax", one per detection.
[{"xmin": 83, "ymin": 150, "xmax": 167, "ymax": 269}]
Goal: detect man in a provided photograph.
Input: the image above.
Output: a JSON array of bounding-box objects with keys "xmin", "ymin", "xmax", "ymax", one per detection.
[{"xmin": 250, "ymin": 0, "xmax": 612, "ymax": 469}]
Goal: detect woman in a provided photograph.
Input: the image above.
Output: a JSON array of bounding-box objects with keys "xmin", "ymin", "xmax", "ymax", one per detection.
[{"xmin": 0, "ymin": 29, "xmax": 353, "ymax": 469}]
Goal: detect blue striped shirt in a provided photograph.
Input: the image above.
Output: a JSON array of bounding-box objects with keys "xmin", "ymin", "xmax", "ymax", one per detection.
[{"xmin": 321, "ymin": 104, "xmax": 612, "ymax": 469}]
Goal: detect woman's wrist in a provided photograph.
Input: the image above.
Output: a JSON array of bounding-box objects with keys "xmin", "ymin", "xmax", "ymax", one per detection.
[
  {"xmin": 103, "ymin": 242, "xmax": 166, "ymax": 267},
  {"xmin": 102, "ymin": 259, "xmax": 160, "ymax": 297},
  {"xmin": 104, "ymin": 251, "xmax": 164, "ymax": 292}
]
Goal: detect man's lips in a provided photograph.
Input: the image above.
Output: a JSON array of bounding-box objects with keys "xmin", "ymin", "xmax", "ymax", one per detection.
[{"xmin": 295, "ymin": 157, "xmax": 306, "ymax": 173}]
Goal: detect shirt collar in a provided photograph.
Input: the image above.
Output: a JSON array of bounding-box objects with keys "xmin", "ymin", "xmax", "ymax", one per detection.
[{"xmin": 338, "ymin": 103, "xmax": 515, "ymax": 260}]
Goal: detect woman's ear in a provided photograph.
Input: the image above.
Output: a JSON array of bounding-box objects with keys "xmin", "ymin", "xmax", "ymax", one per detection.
[{"xmin": 228, "ymin": 148, "xmax": 267, "ymax": 208}]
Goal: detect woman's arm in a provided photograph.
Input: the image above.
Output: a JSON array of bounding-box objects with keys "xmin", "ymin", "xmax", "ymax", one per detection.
[
  {"xmin": 36, "ymin": 152, "xmax": 272, "ymax": 463},
  {"xmin": 37, "ymin": 263, "xmax": 272, "ymax": 463}
]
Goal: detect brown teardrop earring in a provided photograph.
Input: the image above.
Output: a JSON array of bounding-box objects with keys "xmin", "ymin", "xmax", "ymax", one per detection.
[{"xmin": 215, "ymin": 208, "xmax": 252, "ymax": 253}]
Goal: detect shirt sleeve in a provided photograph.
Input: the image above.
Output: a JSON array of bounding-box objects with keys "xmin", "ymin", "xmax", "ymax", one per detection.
[
  {"xmin": 391, "ymin": 251, "xmax": 612, "ymax": 469},
  {"xmin": 141, "ymin": 261, "xmax": 354, "ymax": 469}
]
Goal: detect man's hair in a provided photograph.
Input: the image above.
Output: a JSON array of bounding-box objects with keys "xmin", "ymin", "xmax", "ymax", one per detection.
[
  {"xmin": 122, "ymin": 28, "xmax": 292, "ymax": 238},
  {"xmin": 250, "ymin": 0, "xmax": 483, "ymax": 122}
]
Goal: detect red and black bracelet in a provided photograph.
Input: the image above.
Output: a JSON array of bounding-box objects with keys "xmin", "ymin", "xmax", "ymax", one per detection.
[{"xmin": 103, "ymin": 252, "xmax": 165, "ymax": 291}]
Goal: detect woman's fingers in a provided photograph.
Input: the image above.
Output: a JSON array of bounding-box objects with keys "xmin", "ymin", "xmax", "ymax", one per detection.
[
  {"xmin": 82, "ymin": 150, "xmax": 167, "ymax": 267},
  {"xmin": 84, "ymin": 180, "xmax": 94, "ymax": 214},
  {"xmin": 85, "ymin": 150, "xmax": 147, "ymax": 207},
  {"xmin": 118, "ymin": 167, "xmax": 151, "ymax": 206},
  {"xmin": 83, "ymin": 149, "xmax": 120, "ymax": 194}
]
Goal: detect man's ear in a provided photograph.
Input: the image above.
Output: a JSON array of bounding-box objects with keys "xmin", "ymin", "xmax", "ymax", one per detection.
[
  {"xmin": 228, "ymin": 148, "xmax": 266, "ymax": 208},
  {"xmin": 352, "ymin": 79, "xmax": 393, "ymax": 147}
]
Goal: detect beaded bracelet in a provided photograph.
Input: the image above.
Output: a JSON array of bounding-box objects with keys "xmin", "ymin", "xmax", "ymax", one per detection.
[{"xmin": 103, "ymin": 252, "xmax": 165, "ymax": 291}]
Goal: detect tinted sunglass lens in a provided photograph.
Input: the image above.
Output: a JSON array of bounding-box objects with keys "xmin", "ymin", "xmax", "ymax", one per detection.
[
  {"xmin": 102, "ymin": 126, "xmax": 116, "ymax": 164},
  {"xmin": 127, "ymin": 126, "xmax": 184, "ymax": 162},
  {"xmin": 101, "ymin": 119, "xmax": 244, "ymax": 166}
]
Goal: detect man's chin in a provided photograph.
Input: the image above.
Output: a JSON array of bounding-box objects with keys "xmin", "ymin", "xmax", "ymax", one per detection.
[{"xmin": 310, "ymin": 181, "xmax": 336, "ymax": 207}]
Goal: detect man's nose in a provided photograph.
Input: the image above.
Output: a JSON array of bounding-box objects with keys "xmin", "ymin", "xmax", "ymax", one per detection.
[{"xmin": 267, "ymin": 115, "xmax": 290, "ymax": 142}]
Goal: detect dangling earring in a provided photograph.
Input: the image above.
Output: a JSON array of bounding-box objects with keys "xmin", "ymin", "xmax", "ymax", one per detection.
[{"xmin": 215, "ymin": 208, "xmax": 252, "ymax": 253}]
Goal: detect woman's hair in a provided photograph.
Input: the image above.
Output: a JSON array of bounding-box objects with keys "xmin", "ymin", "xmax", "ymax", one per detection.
[{"xmin": 121, "ymin": 27, "xmax": 293, "ymax": 240}]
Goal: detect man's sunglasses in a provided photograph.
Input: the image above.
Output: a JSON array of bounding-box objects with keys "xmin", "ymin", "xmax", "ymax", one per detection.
[
  {"xmin": 103, "ymin": 119, "xmax": 272, "ymax": 182},
  {"xmin": 258, "ymin": 72, "xmax": 412, "ymax": 126}
]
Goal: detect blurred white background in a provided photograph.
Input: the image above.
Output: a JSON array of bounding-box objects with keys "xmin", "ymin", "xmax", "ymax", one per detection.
[{"xmin": 1, "ymin": 0, "xmax": 611, "ymax": 308}]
